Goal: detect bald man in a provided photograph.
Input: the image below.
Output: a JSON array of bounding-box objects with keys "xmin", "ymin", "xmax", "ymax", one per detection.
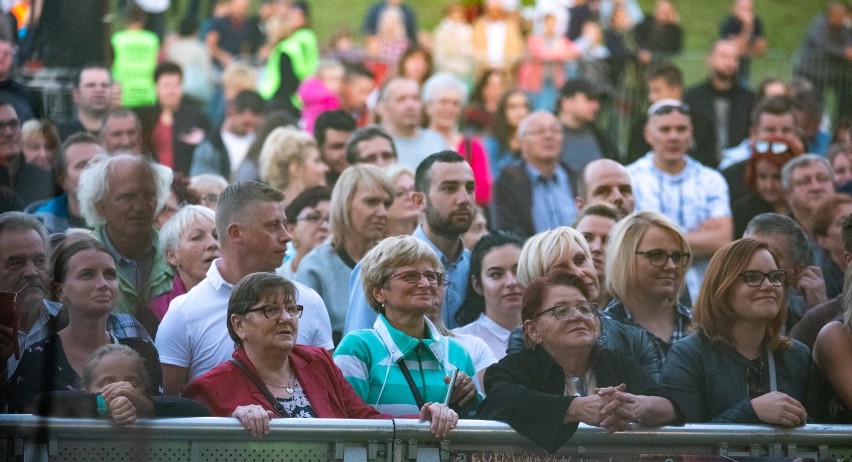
[{"xmin": 576, "ymin": 159, "xmax": 634, "ymax": 215}]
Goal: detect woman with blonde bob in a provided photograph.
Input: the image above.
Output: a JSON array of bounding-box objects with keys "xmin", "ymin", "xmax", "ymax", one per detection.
[
  {"xmin": 661, "ymin": 238, "xmax": 815, "ymax": 425},
  {"xmin": 334, "ymin": 235, "xmax": 479, "ymax": 422},
  {"xmin": 259, "ymin": 126, "xmax": 329, "ymax": 203},
  {"xmin": 507, "ymin": 227, "xmax": 661, "ymax": 379},
  {"xmin": 297, "ymin": 164, "xmax": 394, "ymax": 342},
  {"xmin": 604, "ymin": 211, "xmax": 692, "ymax": 360}
]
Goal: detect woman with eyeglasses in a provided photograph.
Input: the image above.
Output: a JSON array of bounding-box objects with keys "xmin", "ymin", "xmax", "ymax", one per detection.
[
  {"xmin": 183, "ymin": 272, "xmax": 464, "ymax": 439},
  {"xmin": 296, "ymin": 165, "xmax": 394, "ymax": 344},
  {"xmin": 604, "ymin": 211, "xmax": 693, "ymax": 361},
  {"xmin": 334, "ymin": 235, "xmax": 478, "ymax": 424},
  {"xmin": 732, "ymin": 136, "xmax": 801, "ymax": 238},
  {"xmin": 278, "ymin": 187, "xmax": 331, "ymax": 280},
  {"xmin": 478, "ymin": 270, "xmax": 677, "ymax": 453},
  {"xmin": 660, "ymin": 238, "xmax": 815, "ymax": 425}
]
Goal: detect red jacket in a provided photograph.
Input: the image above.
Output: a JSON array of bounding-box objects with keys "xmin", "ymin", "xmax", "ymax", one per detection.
[{"xmin": 183, "ymin": 346, "xmax": 391, "ymax": 420}]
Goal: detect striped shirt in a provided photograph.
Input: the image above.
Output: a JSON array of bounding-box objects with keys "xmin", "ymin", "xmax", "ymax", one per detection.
[{"xmin": 333, "ymin": 314, "xmax": 480, "ymax": 417}]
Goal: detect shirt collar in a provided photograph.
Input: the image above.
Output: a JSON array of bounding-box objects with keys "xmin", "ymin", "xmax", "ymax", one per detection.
[
  {"xmin": 100, "ymin": 227, "xmax": 155, "ymax": 264},
  {"xmin": 477, "ymin": 313, "xmax": 511, "ymax": 342},
  {"xmin": 206, "ymin": 258, "xmax": 234, "ymax": 291},
  {"xmin": 413, "ymin": 224, "xmax": 467, "ymax": 266}
]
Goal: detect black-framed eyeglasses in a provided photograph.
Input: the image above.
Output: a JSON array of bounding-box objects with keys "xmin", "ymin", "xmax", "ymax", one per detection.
[
  {"xmin": 296, "ymin": 212, "xmax": 329, "ymax": 224},
  {"xmin": 636, "ymin": 249, "xmax": 691, "ymax": 268},
  {"xmin": 740, "ymin": 270, "xmax": 787, "ymax": 287},
  {"xmin": 387, "ymin": 270, "xmax": 449, "ymax": 286},
  {"xmin": 533, "ymin": 302, "xmax": 598, "ymax": 320},
  {"xmin": 649, "ymin": 102, "xmax": 690, "ymax": 117},
  {"xmin": 247, "ymin": 304, "xmax": 304, "ymax": 319},
  {"xmin": 753, "ymin": 140, "xmax": 790, "ymax": 155}
]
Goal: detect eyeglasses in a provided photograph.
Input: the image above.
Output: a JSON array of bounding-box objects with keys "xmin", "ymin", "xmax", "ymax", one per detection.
[
  {"xmin": 296, "ymin": 212, "xmax": 329, "ymax": 224},
  {"xmin": 636, "ymin": 249, "xmax": 691, "ymax": 268},
  {"xmin": 247, "ymin": 303, "xmax": 304, "ymax": 319},
  {"xmin": 387, "ymin": 270, "xmax": 449, "ymax": 286},
  {"xmin": 648, "ymin": 102, "xmax": 690, "ymax": 117},
  {"xmin": 0, "ymin": 118, "xmax": 20, "ymax": 132},
  {"xmin": 533, "ymin": 302, "xmax": 598, "ymax": 320},
  {"xmin": 740, "ymin": 270, "xmax": 787, "ymax": 287},
  {"xmin": 753, "ymin": 140, "xmax": 790, "ymax": 155}
]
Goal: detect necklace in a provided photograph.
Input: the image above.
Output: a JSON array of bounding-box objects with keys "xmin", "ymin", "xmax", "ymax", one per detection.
[{"xmin": 263, "ymin": 370, "xmax": 296, "ymax": 394}]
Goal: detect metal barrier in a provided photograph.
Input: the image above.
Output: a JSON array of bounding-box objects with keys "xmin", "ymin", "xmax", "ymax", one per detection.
[{"xmin": 2, "ymin": 415, "xmax": 852, "ymax": 462}]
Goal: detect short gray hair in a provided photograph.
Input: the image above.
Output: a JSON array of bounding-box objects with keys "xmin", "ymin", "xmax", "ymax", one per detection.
[
  {"xmin": 421, "ymin": 72, "xmax": 469, "ymax": 105},
  {"xmin": 159, "ymin": 205, "xmax": 216, "ymax": 258},
  {"xmin": 77, "ymin": 154, "xmax": 173, "ymax": 228},
  {"xmin": 743, "ymin": 213, "xmax": 811, "ymax": 266},
  {"xmin": 780, "ymin": 153, "xmax": 832, "ymax": 190}
]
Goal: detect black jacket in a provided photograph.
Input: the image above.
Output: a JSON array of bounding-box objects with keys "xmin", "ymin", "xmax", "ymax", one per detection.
[
  {"xmin": 478, "ymin": 345, "xmax": 667, "ymax": 453},
  {"xmin": 136, "ymin": 98, "xmax": 210, "ymax": 176},
  {"xmin": 506, "ymin": 313, "xmax": 663, "ymax": 382},
  {"xmin": 684, "ymin": 80, "xmax": 755, "ymax": 168}
]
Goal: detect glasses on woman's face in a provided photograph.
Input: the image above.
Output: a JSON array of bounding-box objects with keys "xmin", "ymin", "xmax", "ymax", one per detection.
[
  {"xmin": 534, "ymin": 302, "xmax": 598, "ymax": 320},
  {"xmin": 740, "ymin": 270, "xmax": 787, "ymax": 287},
  {"xmin": 636, "ymin": 249, "xmax": 691, "ymax": 268},
  {"xmin": 296, "ymin": 212, "xmax": 329, "ymax": 224},
  {"xmin": 247, "ymin": 303, "xmax": 304, "ymax": 319},
  {"xmin": 387, "ymin": 270, "xmax": 449, "ymax": 286}
]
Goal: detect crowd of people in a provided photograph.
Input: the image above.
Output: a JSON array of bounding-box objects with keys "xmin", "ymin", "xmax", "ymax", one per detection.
[{"xmin": 1, "ymin": 0, "xmax": 852, "ymax": 453}]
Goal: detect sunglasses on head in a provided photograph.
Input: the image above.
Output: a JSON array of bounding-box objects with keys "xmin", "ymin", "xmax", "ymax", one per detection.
[
  {"xmin": 752, "ymin": 140, "xmax": 790, "ymax": 155},
  {"xmin": 649, "ymin": 103, "xmax": 690, "ymax": 117}
]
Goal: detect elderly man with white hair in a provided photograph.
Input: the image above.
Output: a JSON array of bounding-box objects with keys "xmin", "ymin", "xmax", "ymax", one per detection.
[
  {"xmin": 491, "ymin": 110, "xmax": 579, "ymax": 239},
  {"xmin": 77, "ymin": 153, "xmax": 174, "ymax": 333}
]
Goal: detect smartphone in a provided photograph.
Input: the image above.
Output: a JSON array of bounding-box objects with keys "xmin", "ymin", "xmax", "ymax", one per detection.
[
  {"xmin": 442, "ymin": 367, "xmax": 458, "ymax": 405},
  {"xmin": 0, "ymin": 290, "xmax": 20, "ymax": 359}
]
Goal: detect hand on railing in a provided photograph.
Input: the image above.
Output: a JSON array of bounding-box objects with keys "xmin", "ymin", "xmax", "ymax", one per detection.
[
  {"xmin": 419, "ymin": 402, "xmax": 458, "ymax": 438},
  {"xmin": 750, "ymin": 391, "xmax": 807, "ymax": 427},
  {"xmin": 232, "ymin": 405, "xmax": 273, "ymax": 438}
]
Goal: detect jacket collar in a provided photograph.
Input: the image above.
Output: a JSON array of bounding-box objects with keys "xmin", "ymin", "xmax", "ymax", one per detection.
[{"xmin": 372, "ymin": 314, "xmax": 447, "ymax": 367}]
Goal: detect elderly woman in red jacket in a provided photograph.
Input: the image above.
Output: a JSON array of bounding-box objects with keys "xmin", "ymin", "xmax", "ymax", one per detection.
[{"xmin": 183, "ymin": 272, "xmax": 457, "ymax": 438}]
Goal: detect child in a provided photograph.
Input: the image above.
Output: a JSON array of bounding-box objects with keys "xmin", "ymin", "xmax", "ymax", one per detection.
[
  {"xmin": 298, "ymin": 59, "xmax": 345, "ymax": 133},
  {"xmin": 33, "ymin": 344, "xmax": 208, "ymax": 425}
]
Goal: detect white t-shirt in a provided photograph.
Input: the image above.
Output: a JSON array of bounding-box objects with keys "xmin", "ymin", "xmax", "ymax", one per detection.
[
  {"xmin": 453, "ymin": 313, "xmax": 512, "ymax": 360},
  {"xmin": 221, "ymin": 130, "xmax": 255, "ymax": 173},
  {"xmin": 155, "ymin": 259, "xmax": 333, "ymax": 382},
  {"xmin": 451, "ymin": 332, "xmax": 497, "ymax": 390}
]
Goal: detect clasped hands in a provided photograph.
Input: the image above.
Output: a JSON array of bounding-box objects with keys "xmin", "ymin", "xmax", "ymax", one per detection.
[{"xmin": 566, "ymin": 383, "xmax": 639, "ymax": 433}]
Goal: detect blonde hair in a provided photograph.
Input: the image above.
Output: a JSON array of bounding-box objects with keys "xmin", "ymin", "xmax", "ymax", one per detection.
[
  {"xmin": 517, "ymin": 226, "xmax": 591, "ymax": 286},
  {"xmin": 605, "ymin": 211, "xmax": 690, "ymax": 303},
  {"xmin": 259, "ymin": 126, "xmax": 318, "ymax": 192},
  {"xmin": 329, "ymin": 164, "xmax": 394, "ymax": 249},
  {"xmin": 222, "ymin": 62, "xmax": 258, "ymax": 94}
]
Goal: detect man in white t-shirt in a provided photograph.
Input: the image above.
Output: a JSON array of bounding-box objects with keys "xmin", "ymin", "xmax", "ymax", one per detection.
[
  {"xmin": 189, "ymin": 90, "xmax": 264, "ymax": 180},
  {"xmin": 155, "ymin": 181, "xmax": 332, "ymax": 395}
]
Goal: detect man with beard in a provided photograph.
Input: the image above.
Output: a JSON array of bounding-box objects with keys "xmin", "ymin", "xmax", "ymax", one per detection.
[
  {"xmin": 575, "ymin": 158, "xmax": 635, "ymax": 216},
  {"xmin": 377, "ymin": 78, "xmax": 448, "ymax": 170},
  {"xmin": 58, "ymin": 66, "xmax": 112, "ymax": 140},
  {"xmin": 344, "ymin": 151, "xmax": 475, "ymax": 331},
  {"xmin": 684, "ymin": 39, "xmax": 755, "ymax": 168},
  {"xmin": 492, "ymin": 111, "xmax": 579, "ymax": 239},
  {"xmin": 0, "ymin": 212, "xmax": 60, "ymax": 381}
]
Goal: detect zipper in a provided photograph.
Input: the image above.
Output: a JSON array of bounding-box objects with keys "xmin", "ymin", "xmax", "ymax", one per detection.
[{"xmin": 416, "ymin": 341, "xmax": 428, "ymax": 403}]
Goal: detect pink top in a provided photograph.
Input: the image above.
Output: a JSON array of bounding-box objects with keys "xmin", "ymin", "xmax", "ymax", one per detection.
[
  {"xmin": 456, "ymin": 136, "xmax": 492, "ymax": 207},
  {"xmin": 149, "ymin": 275, "xmax": 187, "ymax": 321},
  {"xmin": 298, "ymin": 77, "xmax": 342, "ymax": 133}
]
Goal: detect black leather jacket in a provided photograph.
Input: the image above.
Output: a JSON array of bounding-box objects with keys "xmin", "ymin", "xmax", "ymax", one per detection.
[{"xmin": 505, "ymin": 313, "xmax": 663, "ymax": 381}]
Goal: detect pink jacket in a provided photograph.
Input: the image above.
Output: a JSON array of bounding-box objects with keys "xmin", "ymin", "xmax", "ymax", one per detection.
[
  {"xmin": 298, "ymin": 77, "xmax": 342, "ymax": 133},
  {"xmin": 456, "ymin": 136, "xmax": 492, "ymax": 206}
]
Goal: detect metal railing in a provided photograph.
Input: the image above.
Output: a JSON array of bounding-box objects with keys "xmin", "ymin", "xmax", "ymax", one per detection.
[{"xmin": 2, "ymin": 415, "xmax": 852, "ymax": 461}]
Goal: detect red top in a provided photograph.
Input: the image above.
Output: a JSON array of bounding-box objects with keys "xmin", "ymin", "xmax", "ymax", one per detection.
[
  {"xmin": 182, "ymin": 346, "xmax": 392, "ymax": 420},
  {"xmin": 152, "ymin": 120, "xmax": 174, "ymax": 168}
]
